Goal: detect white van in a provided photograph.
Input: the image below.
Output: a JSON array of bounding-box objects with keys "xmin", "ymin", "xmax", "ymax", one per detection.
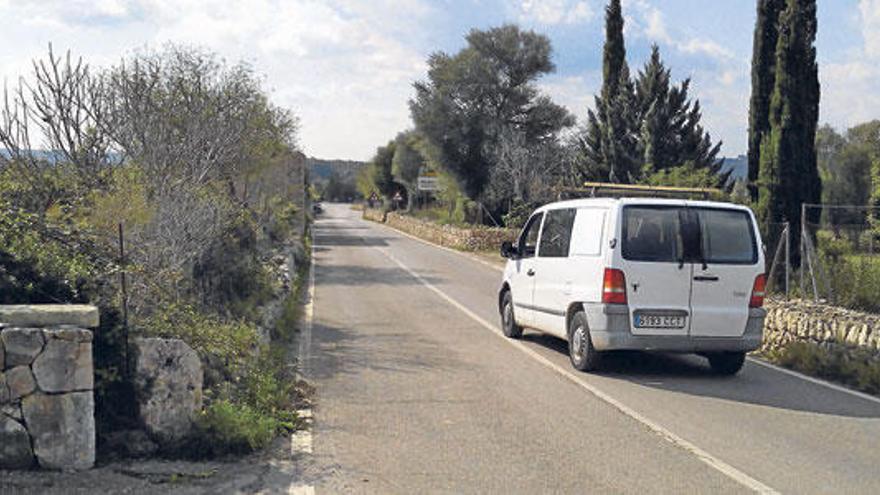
[{"xmin": 498, "ymin": 198, "xmax": 767, "ymax": 375}]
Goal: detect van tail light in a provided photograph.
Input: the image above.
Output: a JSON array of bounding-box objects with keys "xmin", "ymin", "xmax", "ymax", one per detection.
[
  {"xmin": 602, "ymin": 268, "xmax": 627, "ymax": 305},
  {"xmin": 750, "ymin": 274, "xmax": 767, "ymax": 308}
]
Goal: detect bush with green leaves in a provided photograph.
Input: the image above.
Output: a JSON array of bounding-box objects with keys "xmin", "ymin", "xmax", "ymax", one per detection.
[{"xmin": 765, "ymin": 342, "xmax": 880, "ymax": 396}]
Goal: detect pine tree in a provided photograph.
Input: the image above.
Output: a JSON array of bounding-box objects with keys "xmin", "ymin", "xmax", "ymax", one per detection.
[
  {"xmin": 756, "ymin": 0, "xmax": 821, "ymax": 264},
  {"xmin": 635, "ymin": 46, "xmax": 724, "ymax": 181},
  {"xmin": 581, "ymin": 3, "xmax": 723, "ymax": 186},
  {"xmin": 747, "ymin": 0, "xmax": 785, "ymax": 200}
]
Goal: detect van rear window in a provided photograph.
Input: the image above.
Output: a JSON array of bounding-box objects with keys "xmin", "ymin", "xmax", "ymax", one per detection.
[
  {"xmin": 622, "ymin": 206, "xmax": 758, "ymax": 265},
  {"xmin": 696, "ymin": 208, "xmax": 757, "ymax": 264},
  {"xmin": 622, "ymin": 207, "xmax": 683, "ymax": 262}
]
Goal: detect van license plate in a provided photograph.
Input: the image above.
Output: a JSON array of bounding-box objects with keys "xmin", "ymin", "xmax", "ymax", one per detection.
[{"xmin": 634, "ymin": 314, "xmax": 685, "ymax": 329}]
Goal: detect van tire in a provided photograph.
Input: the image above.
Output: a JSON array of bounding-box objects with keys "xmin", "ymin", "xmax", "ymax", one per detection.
[
  {"xmin": 500, "ymin": 291, "xmax": 523, "ymax": 339},
  {"xmin": 568, "ymin": 311, "xmax": 600, "ymax": 372},
  {"xmin": 707, "ymin": 352, "xmax": 746, "ymax": 375}
]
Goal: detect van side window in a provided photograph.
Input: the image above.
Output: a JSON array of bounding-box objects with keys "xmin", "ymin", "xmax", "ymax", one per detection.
[
  {"xmin": 538, "ymin": 208, "xmax": 576, "ymax": 258},
  {"xmin": 569, "ymin": 208, "xmax": 606, "ymax": 256},
  {"xmin": 518, "ymin": 213, "xmax": 543, "ymax": 258},
  {"xmin": 622, "ymin": 207, "xmax": 683, "ymax": 262}
]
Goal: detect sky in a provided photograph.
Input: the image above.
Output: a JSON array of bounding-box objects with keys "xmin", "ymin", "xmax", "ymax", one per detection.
[{"xmin": 0, "ymin": 0, "xmax": 877, "ymax": 161}]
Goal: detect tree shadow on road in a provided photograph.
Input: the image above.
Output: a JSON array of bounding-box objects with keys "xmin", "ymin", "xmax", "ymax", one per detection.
[
  {"xmin": 313, "ymin": 234, "xmax": 391, "ymax": 247},
  {"xmin": 521, "ymin": 332, "xmax": 880, "ymax": 418},
  {"xmin": 314, "ymin": 263, "xmax": 444, "ymax": 287}
]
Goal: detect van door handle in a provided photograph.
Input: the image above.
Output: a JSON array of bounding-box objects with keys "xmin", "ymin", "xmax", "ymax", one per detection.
[
  {"xmin": 527, "ymin": 269, "xmax": 536, "ymax": 276},
  {"xmin": 693, "ymin": 275, "xmax": 719, "ymax": 282}
]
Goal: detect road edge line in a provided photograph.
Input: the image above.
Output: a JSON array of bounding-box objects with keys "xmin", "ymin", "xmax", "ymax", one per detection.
[
  {"xmin": 289, "ymin": 231, "xmax": 317, "ymax": 495},
  {"xmin": 366, "ymin": 214, "xmax": 880, "ymax": 407},
  {"xmin": 376, "ymin": 246, "xmax": 778, "ymax": 495},
  {"xmin": 746, "ymin": 357, "xmax": 880, "ymax": 405}
]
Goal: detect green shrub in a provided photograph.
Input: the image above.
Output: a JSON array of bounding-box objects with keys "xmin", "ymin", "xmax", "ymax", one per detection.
[
  {"xmin": 502, "ymin": 201, "xmax": 536, "ymax": 229},
  {"xmin": 268, "ymin": 199, "xmax": 299, "ymax": 242},
  {"xmin": 239, "ymin": 347, "xmax": 299, "ymax": 426},
  {"xmin": 766, "ymin": 342, "xmax": 880, "ymax": 396},
  {"xmin": 821, "ymin": 253, "xmax": 880, "ymax": 312},
  {"xmin": 143, "ymin": 303, "xmax": 259, "ymax": 375},
  {"xmin": 194, "ymin": 400, "xmax": 278, "ymax": 454}
]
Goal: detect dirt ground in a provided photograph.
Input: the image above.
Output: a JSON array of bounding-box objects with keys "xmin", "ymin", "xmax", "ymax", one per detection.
[{"xmin": 0, "ymin": 431, "xmax": 305, "ymax": 495}]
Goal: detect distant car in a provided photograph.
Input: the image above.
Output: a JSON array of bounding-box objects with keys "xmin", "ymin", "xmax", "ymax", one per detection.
[
  {"xmin": 498, "ymin": 197, "xmax": 766, "ymax": 375},
  {"xmin": 312, "ymin": 202, "xmax": 323, "ymax": 214}
]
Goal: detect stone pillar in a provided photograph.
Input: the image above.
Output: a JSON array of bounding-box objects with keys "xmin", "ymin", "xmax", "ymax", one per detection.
[{"xmin": 0, "ymin": 305, "xmax": 98, "ymax": 471}]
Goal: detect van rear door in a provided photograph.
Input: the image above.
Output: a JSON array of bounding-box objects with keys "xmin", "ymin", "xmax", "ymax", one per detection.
[
  {"xmin": 619, "ymin": 205, "xmax": 693, "ymax": 337},
  {"xmin": 688, "ymin": 207, "xmax": 762, "ymax": 338}
]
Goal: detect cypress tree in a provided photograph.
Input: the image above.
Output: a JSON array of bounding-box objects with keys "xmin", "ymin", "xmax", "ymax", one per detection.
[
  {"xmin": 602, "ymin": 0, "xmax": 626, "ymax": 102},
  {"xmin": 756, "ymin": 0, "xmax": 821, "ymax": 264},
  {"xmin": 747, "ymin": 0, "xmax": 785, "ymax": 200},
  {"xmin": 583, "ymin": 0, "xmax": 638, "ymax": 183}
]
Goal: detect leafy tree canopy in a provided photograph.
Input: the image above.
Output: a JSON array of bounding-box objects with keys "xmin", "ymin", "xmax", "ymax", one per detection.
[{"xmin": 410, "ymin": 24, "xmax": 574, "ymax": 200}]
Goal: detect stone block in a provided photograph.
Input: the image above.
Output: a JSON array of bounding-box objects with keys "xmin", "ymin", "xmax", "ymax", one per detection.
[
  {"xmin": 1, "ymin": 403, "xmax": 22, "ymax": 421},
  {"xmin": 6, "ymin": 366, "xmax": 36, "ymax": 400},
  {"xmin": 45, "ymin": 327, "xmax": 93, "ymax": 343},
  {"xmin": 22, "ymin": 391, "xmax": 95, "ymax": 470},
  {"xmin": 0, "ymin": 372, "xmax": 8, "ymax": 404},
  {"xmin": 133, "ymin": 338, "xmax": 203, "ymax": 444},
  {"xmin": 32, "ymin": 339, "xmax": 93, "ymax": 393},
  {"xmin": 0, "ymin": 417, "xmax": 34, "ymax": 469},
  {"xmin": 0, "ymin": 305, "xmax": 99, "ymax": 329},
  {"xmin": 1, "ymin": 328, "xmax": 45, "ymax": 367}
]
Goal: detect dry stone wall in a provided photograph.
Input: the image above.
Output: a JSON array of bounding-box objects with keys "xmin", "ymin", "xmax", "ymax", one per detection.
[
  {"xmin": 0, "ymin": 305, "xmax": 98, "ymax": 470},
  {"xmin": 362, "ymin": 207, "xmax": 386, "ymax": 223},
  {"xmin": 762, "ymin": 299, "xmax": 880, "ymax": 360},
  {"xmin": 364, "ymin": 209, "xmax": 517, "ymax": 252}
]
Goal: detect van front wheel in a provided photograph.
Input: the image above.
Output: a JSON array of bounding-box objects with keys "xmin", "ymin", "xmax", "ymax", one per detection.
[
  {"xmin": 500, "ymin": 291, "xmax": 523, "ymax": 339},
  {"xmin": 568, "ymin": 311, "xmax": 599, "ymax": 372},
  {"xmin": 707, "ymin": 352, "xmax": 746, "ymax": 375}
]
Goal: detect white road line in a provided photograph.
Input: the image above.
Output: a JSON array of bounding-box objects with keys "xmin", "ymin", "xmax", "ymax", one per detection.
[
  {"xmin": 374, "ymin": 245, "xmax": 779, "ymax": 495},
  {"xmin": 748, "ymin": 358, "xmax": 880, "ymax": 405},
  {"xmin": 289, "ymin": 235, "xmax": 317, "ymax": 495},
  {"xmin": 371, "ymin": 215, "xmax": 880, "ymax": 407},
  {"xmin": 288, "ymin": 485, "xmax": 315, "ymax": 495}
]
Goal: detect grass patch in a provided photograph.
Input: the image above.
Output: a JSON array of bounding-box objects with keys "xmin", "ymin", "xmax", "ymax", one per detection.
[
  {"xmin": 761, "ymin": 342, "xmax": 880, "ymax": 396},
  {"xmin": 193, "ymin": 400, "xmax": 281, "ymax": 455}
]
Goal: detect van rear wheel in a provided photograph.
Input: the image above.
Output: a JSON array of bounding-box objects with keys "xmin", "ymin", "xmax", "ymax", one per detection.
[
  {"xmin": 707, "ymin": 352, "xmax": 746, "ymax": 375},
  {"xmin": 500, "ymin": 291, "xmax": 523, "ymax": 339},
  {"xmin": 568, "ymin": 311, "xmax": 599, "ymax": 372}
]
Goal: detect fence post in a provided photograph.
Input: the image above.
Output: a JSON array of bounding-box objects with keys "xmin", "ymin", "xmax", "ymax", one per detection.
[
  {"xmin": 784, "ymin": 221, "xmax": 790, "ymax": 299},
  {"xmin": 118, "ymin": 222, "xmax": 130, "ymax": 379},
  {"xmin": 800, "ymin": 203, "xmax": 806, "ymax": 296}
]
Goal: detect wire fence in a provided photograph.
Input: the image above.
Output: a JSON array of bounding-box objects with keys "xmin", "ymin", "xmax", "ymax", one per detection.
[{"xmin": 766, "ymin": 204, "xmax": 880, "ymax": 313}]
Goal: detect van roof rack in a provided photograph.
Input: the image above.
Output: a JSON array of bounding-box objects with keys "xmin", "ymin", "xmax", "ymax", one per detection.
[{"xmin": 558, "ymin": 182, "xmax": 722, "ymax": 200}]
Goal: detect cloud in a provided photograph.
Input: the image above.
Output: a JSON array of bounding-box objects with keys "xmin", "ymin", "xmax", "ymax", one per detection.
[
  {"xmin": 860, "ymin": 0, "xmax": 880, "ymax": 57},
  {"xmin": 625, "ymin": 0, "xmax": 734, "ymax": 62},
  {"xmin": 517, "ymin": 0, "xmax": 595, "ymax": 26},
  {"xmin": 539, "ymin": 72, "xmax": 602, "ymax": 120},
  {"xmin": 0, "ymin": 0, "xmax": 434, "ymax": 160},
  {"xmin": 818, "ymin": 0, "xmax": 880, "ymax": 130}
]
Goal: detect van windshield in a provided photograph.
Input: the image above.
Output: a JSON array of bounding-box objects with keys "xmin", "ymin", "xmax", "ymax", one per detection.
[{"xmin": 622, "ymin": 206, "xmax": 757, "ymax": 265}]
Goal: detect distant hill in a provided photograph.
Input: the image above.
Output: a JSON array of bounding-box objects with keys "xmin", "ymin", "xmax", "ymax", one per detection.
[
  {"xmin": 307, "ymin": 157, "xmax": 366, "ymax": 181},
  {"xmin": 721, "ymin": 155, "xmax": 748, "ymax": 182}
]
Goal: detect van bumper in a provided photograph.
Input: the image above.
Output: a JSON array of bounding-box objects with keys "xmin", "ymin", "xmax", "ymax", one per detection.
[{"xmin": 585, "ymin": 304, "xmax": 766, "ymax": 353}]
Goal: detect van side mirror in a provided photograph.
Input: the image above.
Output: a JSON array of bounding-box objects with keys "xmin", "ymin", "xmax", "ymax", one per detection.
[{"xmin": 501, "ymin": 241, "xmax": 518, "ymax": 259}]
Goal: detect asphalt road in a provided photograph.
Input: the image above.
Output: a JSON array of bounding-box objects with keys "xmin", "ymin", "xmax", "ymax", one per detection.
[{"xmin": 298, "ymin": 203, "xmax": 880, "ymax": 494}]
